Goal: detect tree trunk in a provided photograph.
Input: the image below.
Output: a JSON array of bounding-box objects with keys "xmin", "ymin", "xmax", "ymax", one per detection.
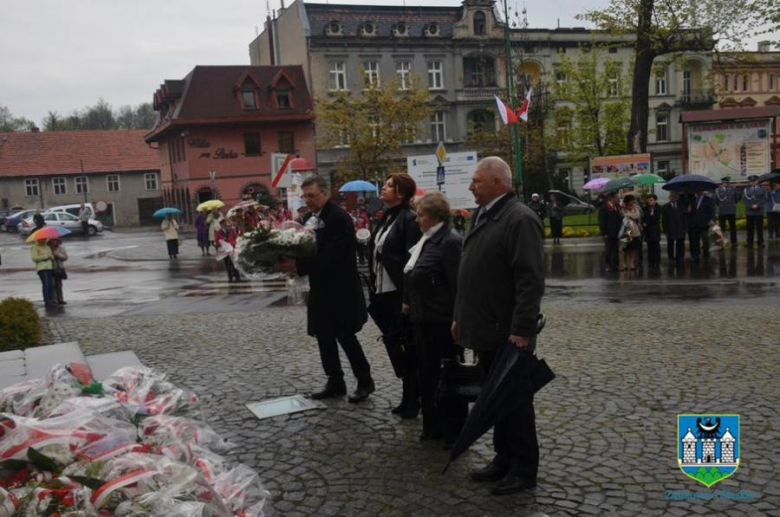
[{"xmin": 627, "ymin": 0, "xmax": 656, "ymax": 154}]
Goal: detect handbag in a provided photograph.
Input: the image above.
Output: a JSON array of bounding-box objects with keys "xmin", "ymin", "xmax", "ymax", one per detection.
[{"xmin": 53, "ymin": 268, "xmax": 68, "ymax": 280}]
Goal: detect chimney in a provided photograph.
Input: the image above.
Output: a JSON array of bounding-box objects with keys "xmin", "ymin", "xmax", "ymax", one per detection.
[
  {"xmin": 30, "ymin": 126, "xmax": 40, "ymax": 133},
  {"xmin": 758, "ymin": 41, "xmax": 771, "ymax": 53}
]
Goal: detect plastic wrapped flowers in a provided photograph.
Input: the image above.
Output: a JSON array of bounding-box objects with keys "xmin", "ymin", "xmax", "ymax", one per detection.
[
  {"xmin": 0, "ymin": 364, "xmax": 269, "ymax": 516},
  {"xmin": 234, "ymin": 220, "xmax": 316, "ymax": 277}
]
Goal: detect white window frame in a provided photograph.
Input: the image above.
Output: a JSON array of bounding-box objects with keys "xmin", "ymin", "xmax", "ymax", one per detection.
[
  {"xmin": 683, "ymin": 70, "xmax": 692, "ymax": 98},
  {"xmin": 769, "ymin": 73, "xmax": 776, "ymax": 91},
  {"xmin": 427, "ymin": 61, "xmax": 443, "ymax": 90},
  {"xmin": 555, "ymin": 71, "xmax": 567, "ymax": 88},
  {"xmin": 430, "ymin": 111, "xmax": 446, "ymax": 142},
  {"xmin": 656, "ymin": 113, "xmax": 669, "ymax": 142},
  {"xmin": 363, "ymin": 61, "xmax": 380, "ymax": 88},
  {"xmin": 557, "ymin": 123, "xmax": 571, "ymax": 146},
  {"xmin": 655, "ymin": 69, "xmax": 667, "ymax": 95},
  {"xmin": 723, "ymin": 74, "xmax": 730, "ymax": 91},
  {"xmin": 144, "ymin": 173, "xmax": 159, "ymax": 191},
  {"xmin": 25, "ymin": 178, "xmax": 39, "ymax": 197},
  {"xmin": 329, "ymin": 61, "xmax": 347, "ymax": 91},
  {"xmin": 397, "ymin": 61, "xmax": 412, "ymax": 90},
  {"xmin": 657, "ymin": 161, "xmax": 670, "ymax": 176},
  {"xmin": 75, "ymin": 176, "xmax": 90, "ymax": 194},
  {"xmin": 733, "ymin": 74, "xmax": 739, "ymax": 91},
  {"xmin": 401, "ymin": 123, "xmax": 416, "ymax": 144},
  {"xmin": 608, "ymin": 72, "xmax": 619, "ymax": 98},
  {"xmin": 107, "ymin": 174, "xmax": 121, "ymax": 192},
  {"xmin": 52, "ymin": 177, "xmax": 67, "ymax": 195},
  {"xmin": 742, "ymin": 74, "xmax": 750, "ymax": 92}
]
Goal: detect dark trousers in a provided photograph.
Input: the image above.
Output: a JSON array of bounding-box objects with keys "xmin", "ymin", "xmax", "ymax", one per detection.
[
  {"xmin": 38, "ymin": 270, "xmax": 55, "ymax": 306},
  {"xmin": 768, "ymin": 212, "xmax": 780, "ymax": 238},
  {"xmin": 223, "ymin": 256, "xmax": 240, "ymax": 281},
  {"xmin": 356, "ymin": 244, "xmax": 366, "ymax": 264},
  {"xmin": 689, "ymin": 227, "xmax": 709, "ymax": 262},
  {"xmin": 166, "ymin": 238, "xmax": 179, "ymax": 258},
  {"xmin": 604, "ymin": 237, "xmax": 619, "ymax": 270},
  {"xmin": 316, "ymin": 330, "xmax": 372, "ymax": 385},
  {"xmin": 414, "ymin": 321, "xmax": 468, "ymax": 440},
  {"xmin": 746, "ymin": 215, "xmax": 764, "ymax": 247},
  {"xmin": 666, "ymin": 237, "xmax": 685, "ymax": 262},
  {"xmin": 646, "ymin": 241, "xmax": 661, "ymax": 268},
  {"xmin": 81, "ymin": 221, "xmax": 89, "ymax": 237},
  {"xmin": 719, "ymin": 214, "xmax": 737, "ymax": 244},
  {"xmin": 550, "ymin": 219, "xmax": 563, "ymax": 239},
  {"xmin": 54, "ymin": 275, "xmax": 64, "ymax": 303},
  {"xmin": 478, "ymin": 350, "xmax": 539, "ymax": 480},
  {"xmin": 377, "ymin": 291, "xmax": 418, "ymax": 407}
]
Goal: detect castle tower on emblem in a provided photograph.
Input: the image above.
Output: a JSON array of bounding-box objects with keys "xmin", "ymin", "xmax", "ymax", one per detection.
[
  {"xmin": 720, "ymin": 428, "xmax": 735, "ymax": 463},
  {"xmin": 682, "ymin": 428, "xmax": 697, "ymax": 463},
  {"xmin": 678, "ymin": 415, "xmax": 740, "ymax": 487}
]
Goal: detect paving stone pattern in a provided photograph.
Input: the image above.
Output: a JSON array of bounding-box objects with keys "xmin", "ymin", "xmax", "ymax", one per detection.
[{"xmin": 45, "ymin": 305, "xmax": 780, "ymax": 517}]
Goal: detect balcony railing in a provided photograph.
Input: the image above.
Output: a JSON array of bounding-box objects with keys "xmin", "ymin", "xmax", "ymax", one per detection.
[
  {"xmin": 456, "ymin": 87, "xmax": 506, "ymax": 101},
  {"xmin": 677, "ymin": 89, "xmax": 716, "ymax": 107}
]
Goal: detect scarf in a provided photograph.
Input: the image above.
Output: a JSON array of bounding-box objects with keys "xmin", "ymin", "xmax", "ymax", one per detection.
[{"xmin": 404, "ymin": 222, "xmax": 444, "ymax": 273}]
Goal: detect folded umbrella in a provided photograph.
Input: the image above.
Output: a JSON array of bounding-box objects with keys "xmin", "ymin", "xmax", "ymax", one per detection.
[
  {"xmin": 662, "ymin": 174, "xmax": 717, "ymax": 192},
  {"xmin": 443, "ymin": 340, "xmax": 555, "ymax": 473},
  {"xmin": 26, "ymin": 226, "xmax": 71, "ymax": 243},
  {"xmin": 152, "ymin": 207, "xmax": 181, "ymax": 219}
]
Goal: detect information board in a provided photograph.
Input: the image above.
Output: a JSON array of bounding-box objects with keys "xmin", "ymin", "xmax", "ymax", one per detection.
[
  {"xmin": 407, "ymin": 151, "xmax": 478, "ymax": 209},
  {"xmin": 687, "ymin": 120, "xmax": 772, "ymax": 180}
]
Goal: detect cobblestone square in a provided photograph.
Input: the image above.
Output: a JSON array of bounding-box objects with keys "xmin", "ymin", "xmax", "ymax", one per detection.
[{"xmin": 43, "ymin": 303, "xmax": 780, "ymax": 516}]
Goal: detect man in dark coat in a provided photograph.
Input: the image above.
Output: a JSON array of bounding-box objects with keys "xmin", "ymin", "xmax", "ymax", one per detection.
[
  {"xmin": 278, "ymin": 177, "xmax": 374, "ymax": 403},
  {"xmin": 598, "ymin": 191, "xmax": 622, "ymax": 272},
  {"xmin": 642, "ymin": 194, "xmax": 662, "ymax": 268},
  {"xmin": 453, "ymin": 157, "xmax": 545, "ymax": 495},
  {"xmin": 689, "ymin": 187, "xmax": 716, "ymax": 263},
  {"xmin": 661, "ymin": 191, "xmax": 686, "ymax": 263},
  {"xmin": 743, "ymin": 175, "xmax": 765, "ymax": 248}
]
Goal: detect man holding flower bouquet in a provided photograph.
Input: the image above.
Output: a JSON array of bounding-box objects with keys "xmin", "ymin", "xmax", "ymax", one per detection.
[{"xmin": 278, "ymin": 177, "xmax": 375, "ymax": 403}]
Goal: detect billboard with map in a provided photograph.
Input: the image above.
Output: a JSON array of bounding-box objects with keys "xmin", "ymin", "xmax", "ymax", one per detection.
[{"xmin": 687, "ymin": 120, "xmax": 772, "ymax": 181}]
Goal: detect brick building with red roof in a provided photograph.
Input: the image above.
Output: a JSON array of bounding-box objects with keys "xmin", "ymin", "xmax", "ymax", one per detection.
[
  {"xmin": 0, "ymin": 129, "xmax": 162, "ymax": 226},
  {"xmin": 144, "ymin": 65, "xmax": 315, "ymax": 219}
]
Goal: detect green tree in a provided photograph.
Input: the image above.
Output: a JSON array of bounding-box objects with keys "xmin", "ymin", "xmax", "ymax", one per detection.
[
  {"xmin": 580, "ymin": 0, "xmax": 754, "ymax": 153},
  {"xmin": 550, "ymin": 47, "xmax": 631, "ymax": 163},
  {"xmin": 42, "ymin": 111, "xmax": 61, "ymax": 131},
  {"xmin": 0, "ymin": 105, "xmax": 34, "ymax": 132},
  {"xmin": 317, "ymin": 74, "xmax": 432, "ymax": 181},
  {"xmin": 81, "ymin": 98, "xmax": 116, "ymax": 130}
]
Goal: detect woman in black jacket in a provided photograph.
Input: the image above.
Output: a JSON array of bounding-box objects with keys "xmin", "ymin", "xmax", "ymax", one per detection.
[
  {"xmin": 402, "ymin": 192, "xmax": 467, "ymax": 442},
  {"xmin": 642, "ymin": 194, "xmax": 662, "ymax": 268},
  {"xmin": 370, "ymin": 173, "xmax": 422, "ymax": 418}
]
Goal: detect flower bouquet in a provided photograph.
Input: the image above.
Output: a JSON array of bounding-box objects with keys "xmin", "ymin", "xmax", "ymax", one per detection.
[{"xmin": 234, "ymin": 221, "xmax": 316, "ymax": 277}]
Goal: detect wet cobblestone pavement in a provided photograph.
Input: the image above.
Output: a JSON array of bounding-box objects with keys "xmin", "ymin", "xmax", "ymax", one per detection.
[{"xmin": 44, "ymin": 304, "xmax": 780, "ymax": 517}]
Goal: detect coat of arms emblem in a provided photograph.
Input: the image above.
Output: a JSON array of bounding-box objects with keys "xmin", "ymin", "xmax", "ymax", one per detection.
[{"xmin": 677, "ymin": 414, "xmax": 740, "ymax": 487}]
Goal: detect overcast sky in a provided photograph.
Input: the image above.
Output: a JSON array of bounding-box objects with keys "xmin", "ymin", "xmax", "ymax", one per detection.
[{"xmin": 0, "ymin": 0, "xmax": 770, "ymax": 126}]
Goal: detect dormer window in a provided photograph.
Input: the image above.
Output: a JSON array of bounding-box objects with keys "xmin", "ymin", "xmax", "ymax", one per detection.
[
  {"xmin": 326, "ymin": 21, "xmax": 343, "ymax": 36},
  {"xmin": 393, "ymin": 23, "xmax": 408, "ymax": 37},
  {"xmin": 360, "ymin": 23, "xmax": 376, "ymax": 37},
  {"xmin": 276, "ymin": 89, "xmax": 291, "ymax": 109},
  {"xmin": 425, "ymin": 23, "xmax": 440, "ymax": 37},
  {"xmin": 474, "ymin": 11, "xmax": 486, "ymax": 35},
  {"xmin": 242, "ymin": 86, "xmax": 257, "ymax": 109}
]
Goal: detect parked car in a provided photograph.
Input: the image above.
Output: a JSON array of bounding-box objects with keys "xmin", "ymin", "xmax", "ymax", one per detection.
[
  {"xmin": 46, "ymin": 203, "xmax": 96, "ymax": 219},
  {"xmin": 547, "ymin": 190, "xmax": 596, "ymax": 216},
  {"xmin": 1, "ymin": 209, "xmax": 37, "ymax": 232},
  {"xmin": 18, "ymin": 211, "xmax": 104, "ymax": 237}
]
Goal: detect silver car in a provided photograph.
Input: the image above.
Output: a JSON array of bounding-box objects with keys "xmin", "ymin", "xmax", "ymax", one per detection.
[{"xmin": 18, "ymin": 211, "xmax": 104, "ymax": 237}]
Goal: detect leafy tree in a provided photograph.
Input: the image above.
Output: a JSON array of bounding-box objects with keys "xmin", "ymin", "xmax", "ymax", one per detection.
[
  {"xmin": 0, "ymin": 105, "xmax": 34, "ymax": 132},
  {"xmin": 580, "ymin": 0, "xmax": 753, "ymax": 153},
  {"xmin": 133, "ymin": 103, "xmax": 157, "ymax": 129},
  {"xmin": 116, "ymin": 105, "xmax": 137, "ymax": 130},
  {"xmin": 550, "ymin": 46, "xmax": 631, "ymax": 163},
  {"xmin": 42, "ymin": 111, "xmax": 61, "ymax": 131},
  {"xmin": 316, "ymin": 74, "xmax": 432, "ymax": 181},
  {"xmin": 82, "ymin": 98, "xmax": 116, "ymax": 130}
]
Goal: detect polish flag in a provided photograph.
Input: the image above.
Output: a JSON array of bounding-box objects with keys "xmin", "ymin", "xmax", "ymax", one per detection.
[
  {"xmin": 517, "ymin": 88, "xmax": 533, "ymax": 122},
  {"xmin": 494, "ymin": 95, "xmax": 519, "ymax": 125}
]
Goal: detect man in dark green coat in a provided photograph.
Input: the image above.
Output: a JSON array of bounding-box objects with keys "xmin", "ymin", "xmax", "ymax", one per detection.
[{"xmin": 453, "ymin": 157, "xmax": 545, "ymax": 495}]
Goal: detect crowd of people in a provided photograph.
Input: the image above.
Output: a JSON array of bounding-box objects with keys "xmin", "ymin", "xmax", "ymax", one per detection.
[
  {"xmin": 597, "ymin": 175, "xmax": 780, "ymax": 272},
  {"xmin": 276, "ymin": 158, "xmax": 545, "ymax": 495}
]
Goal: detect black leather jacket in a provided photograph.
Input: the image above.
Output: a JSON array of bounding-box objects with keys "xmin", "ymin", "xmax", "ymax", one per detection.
[
  {"xmin": 369, "ymin": 205, "xmax": 421, "ymax": 293},
  {"xmin": 403, "ymin": 224, "xmax": 462, "ymax": 323}
]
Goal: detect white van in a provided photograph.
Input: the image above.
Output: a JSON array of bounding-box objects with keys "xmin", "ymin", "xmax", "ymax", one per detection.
[{"xmin": 47, "ymin": 203, "xmax": 95, "ymax": 219}]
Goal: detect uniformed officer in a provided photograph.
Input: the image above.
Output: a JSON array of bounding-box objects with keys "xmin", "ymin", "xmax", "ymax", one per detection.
[
  {"xmin": 715, "ymin": 176, "xmax": 739, "ymax": 246},
  {"xmin": 742, "ymin": 175, "xmax": 766, "ymax": 248}
]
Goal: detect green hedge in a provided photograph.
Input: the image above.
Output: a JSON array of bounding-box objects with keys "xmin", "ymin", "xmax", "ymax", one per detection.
[{"xmin": 0, "ymin": 297, "xmax": 42, "ymax": 351}]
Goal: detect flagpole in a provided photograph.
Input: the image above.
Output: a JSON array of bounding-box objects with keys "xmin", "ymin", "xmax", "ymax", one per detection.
[{"xmin": 503, "ymin": 0, "xmax": 524, "ymax": 197}]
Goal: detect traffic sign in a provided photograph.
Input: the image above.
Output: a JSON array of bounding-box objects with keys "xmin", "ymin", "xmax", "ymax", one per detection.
[
  {"xmin": 436, "ymin": 165, "xmax": 445, "ymax": 187},
  {"xmin": 435, "ymin": 142, "xmax": 447, "ymax": 165}
]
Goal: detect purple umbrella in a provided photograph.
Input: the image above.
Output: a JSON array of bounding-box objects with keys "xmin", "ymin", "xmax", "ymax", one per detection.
[{"xmin": 583, "ymin": 177, "xmax": 610, "ymax": 190}]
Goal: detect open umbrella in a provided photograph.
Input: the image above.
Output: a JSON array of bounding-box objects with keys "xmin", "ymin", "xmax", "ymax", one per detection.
[
  {"xmin": 196, "ymin": 199, "xmax": 225, "ymax": 212},
  {"xmin": 339, "ymin": 180, "xmax": 377, "ymax": 193},
  {"xmin": 443, "ymin": 339, "xmax": 555, "ymax": 473},
  {"xmin": 662, "ymin": 174, "xmax": 717, "ymax": 192},
  {"xmin": 26, "ymin": 226, "xmax": 71, "ymax": 243},
  {"xmin": 758, "ymin": 170, "xmax": 780, "ymax": 183},
  {"xmin": 631, "ymin": 173, "xmax": 666, "ymax": 186},
  {"xmin": 582, "ymin": 177, "xmax": 610, "ymax": 190},
  {"xmin": 601, "ymin": 176, "xmax": 637, "ymax": 192},
  {"xmin": 152, "ymin": 207, "xmax": 181, "ymax": 219}
]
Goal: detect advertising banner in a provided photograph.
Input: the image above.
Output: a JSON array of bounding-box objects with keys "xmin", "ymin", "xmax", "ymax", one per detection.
[
  {"xmin": 589, "ymin": 154, "xmax": 652, "ymax": 178},
  {"xmin": 407, "ymin": 151, "xmax": 478, "ymax": 209}
]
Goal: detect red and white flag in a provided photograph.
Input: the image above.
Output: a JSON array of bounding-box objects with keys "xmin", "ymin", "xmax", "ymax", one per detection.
[
  {"xmin": 517, "ymin": 88, "xmax": 532, "ymax": 122},
  {"xmin": 494, "ymin": 95, "xmax": 519, "ymax": 125}
]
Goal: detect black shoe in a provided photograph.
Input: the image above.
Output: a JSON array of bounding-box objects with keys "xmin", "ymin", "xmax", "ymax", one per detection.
[
  {"xmin": 490, "ymin": 475, "xmax": 537, "ymax": 496},
  {"xmin": 470, "ymin": 458, "xmax": 511, "ymax": 483},
  {"xmin": 309, "ymin": 382, "xmax": 347, "ymax": 400},
  {"xmin": 348, "ymin": 380, "xmax": 375, "ymax": 403},
  {"xmin": 391, "ymin": 403, "xmax": 406, "ymax": 415},
  {"xmin": 399, "ymin": 403, "xmax": 420, "ymax": 419},
  {"xmin": 419, "ymin": 431, "xmax": 443, "ymax": 442}
]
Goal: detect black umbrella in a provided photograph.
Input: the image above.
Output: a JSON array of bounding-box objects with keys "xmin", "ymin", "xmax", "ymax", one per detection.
[
  {"xmin": 442, "ymin": 340, "xmax": 555, "ymax": 473},
  {"xmin": 757, "ymin": 170, "xmax": 780, "ymax": 183},
  {"xmin": 361, "ymin": 273, "xmax": 405, "ymax": 378},
  {"xmin": 662, "ymin": 174, "xmax": 718, "ymax": 192}
]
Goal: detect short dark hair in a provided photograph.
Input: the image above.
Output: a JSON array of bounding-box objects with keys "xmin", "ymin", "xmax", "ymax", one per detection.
[
  {"xmin": 646, "ymin": 194, "xmax": 657, "ymax": 201},
  {"xmin": 301, "ymin": 176, "xmax": 328, "ymax": 191},
  {"xmin": 607, "ymin": 191, "xmax": 619, "ymax": 200},
  {"xmin": 387, "ymin": 173, "xmax": 416, "ymax": 205},
  {"xmin": 623, "ymin": 194, "xmax": 636, "ymax": 204}
]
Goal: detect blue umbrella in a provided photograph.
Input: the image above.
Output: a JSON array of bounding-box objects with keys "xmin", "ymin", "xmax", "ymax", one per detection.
[
  {"xmin": 339, "ymin": 180, "xmax": 377, "ymax": 193},
  {"xmin": 662, "ymin": 174, "xmax": 718, "ymax": 192},
  {"xmin": 153, "ymin": 207, "xmax": 182, "ymax": 218}
]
